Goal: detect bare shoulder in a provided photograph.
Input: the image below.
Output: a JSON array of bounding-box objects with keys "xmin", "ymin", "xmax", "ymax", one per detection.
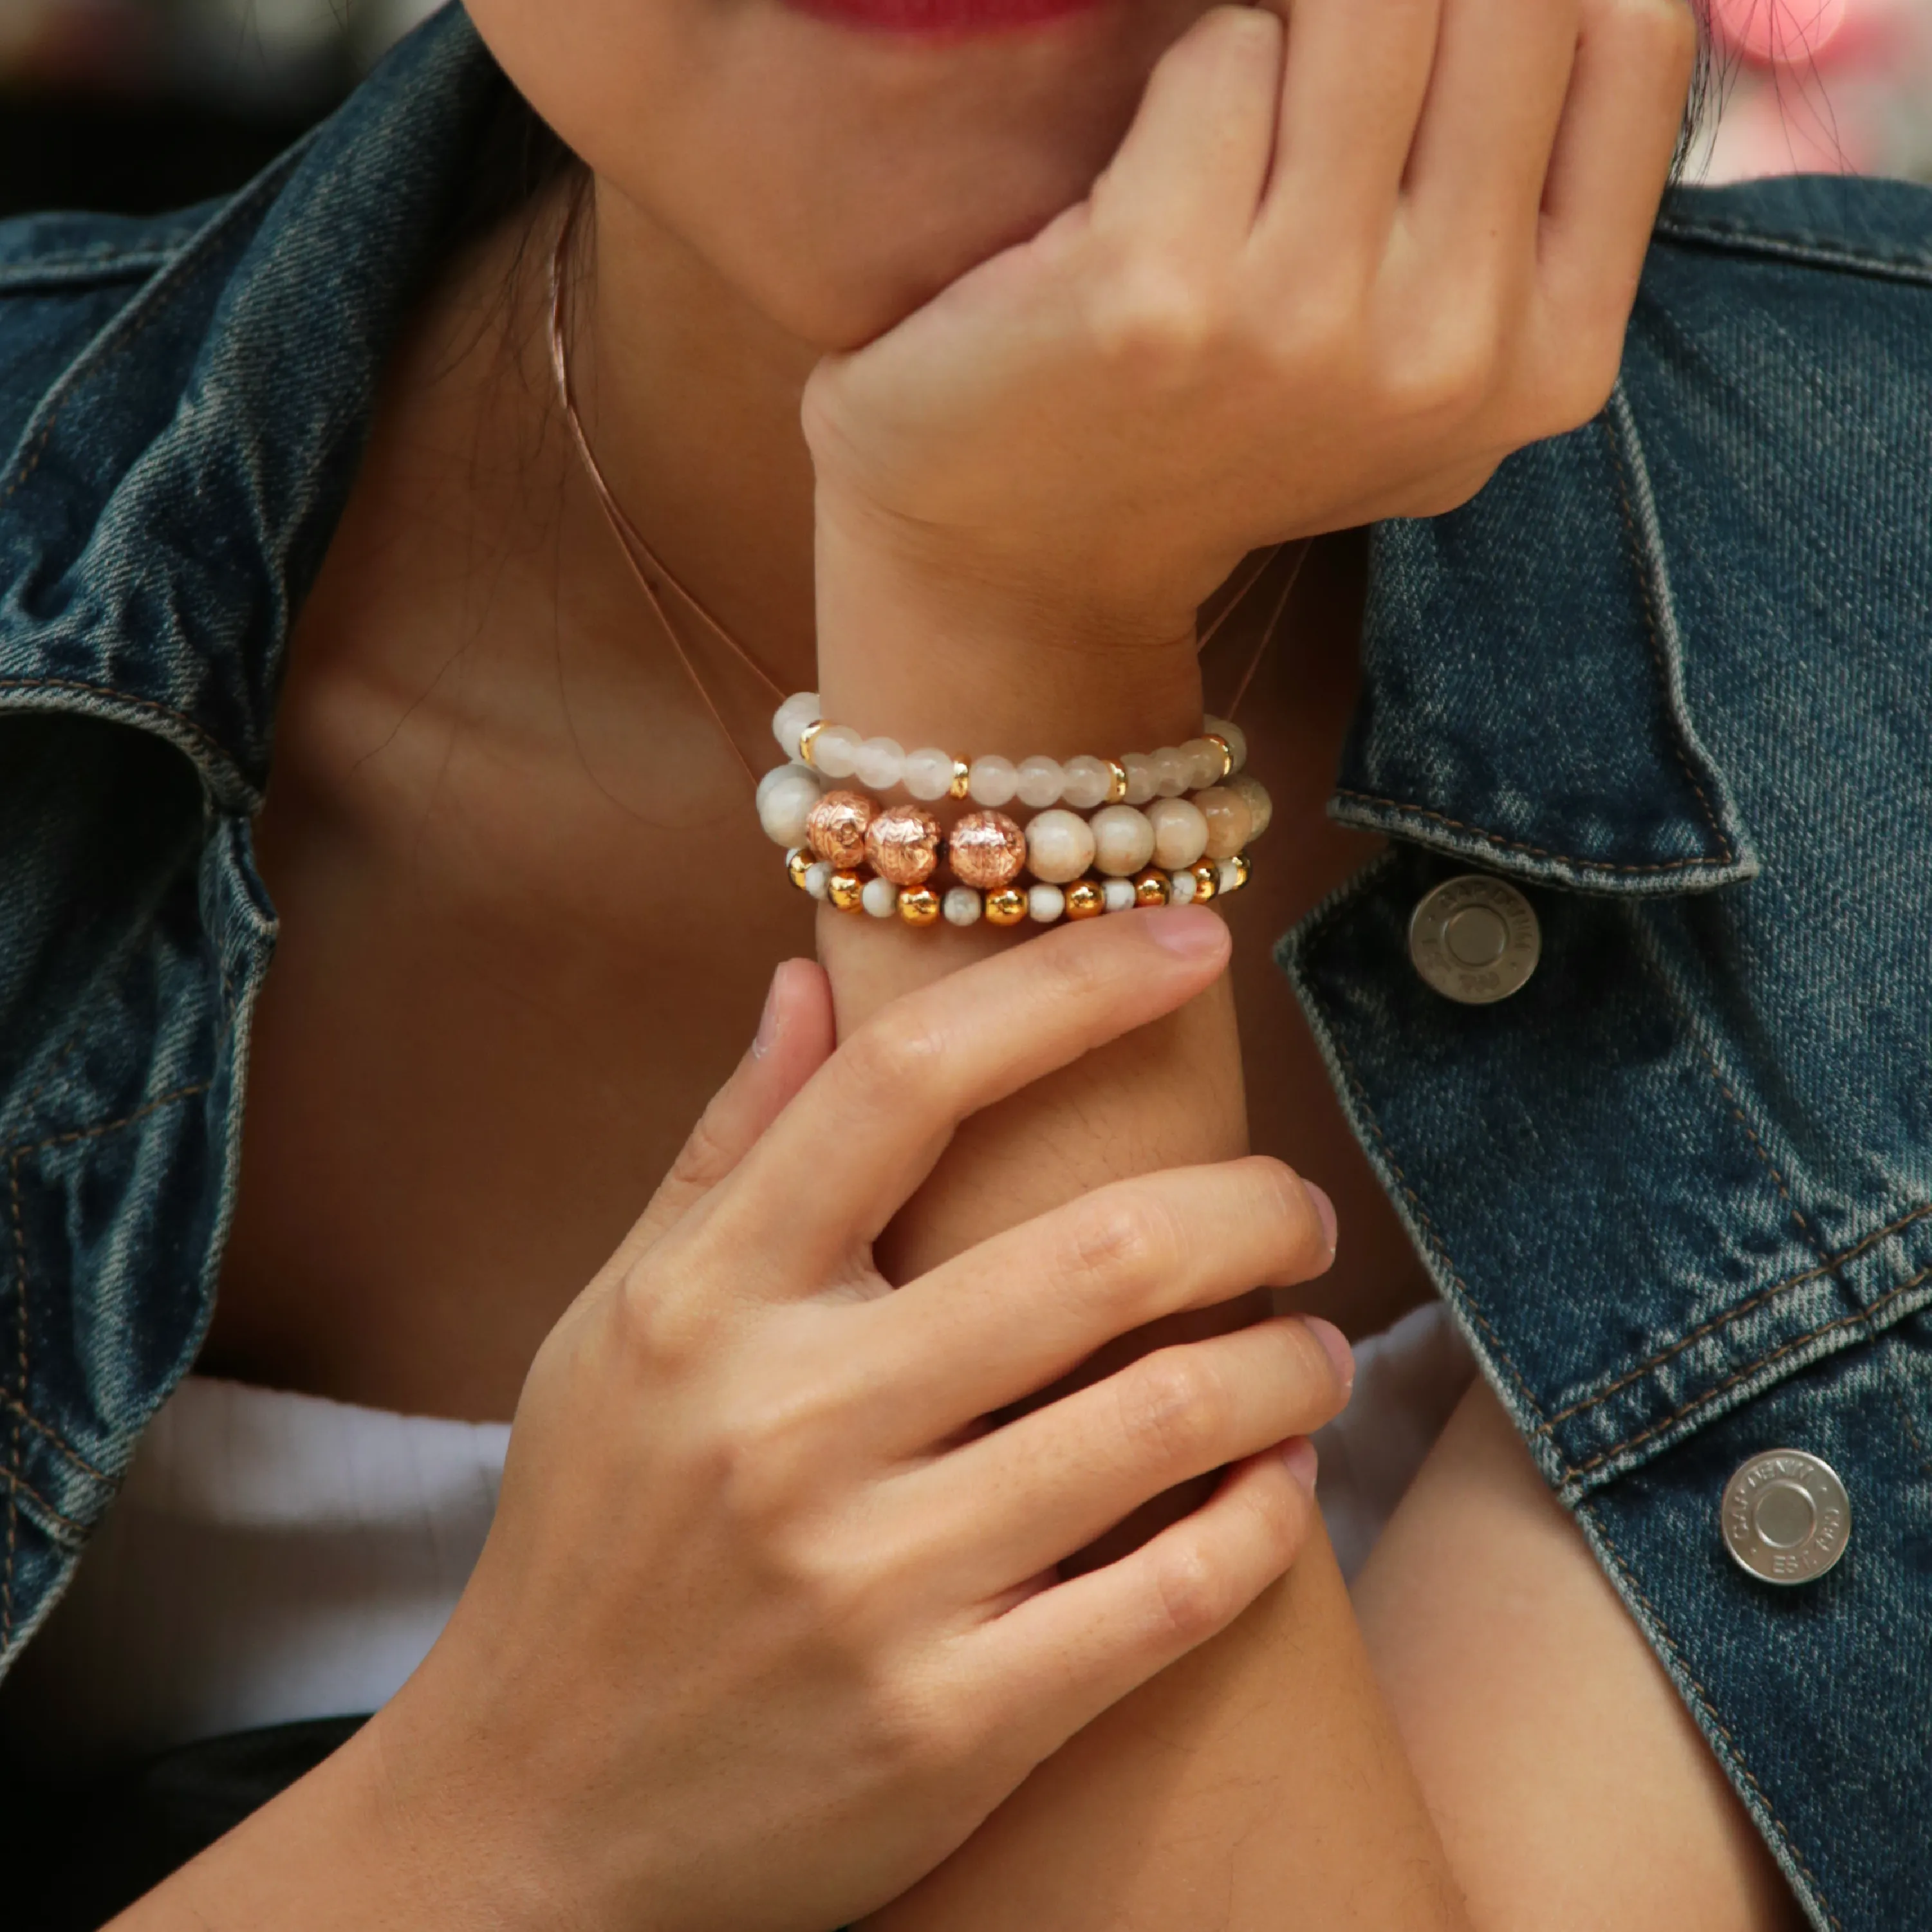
[{"xmin": 1354, "ymin": 1382, "xmax": 1807, "ymax": 1932}]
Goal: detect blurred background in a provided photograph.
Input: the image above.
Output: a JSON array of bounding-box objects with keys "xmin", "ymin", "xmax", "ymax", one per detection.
[{"xmin": 1, "ymin": 0, "xmax": 1929, "ymax": 221}]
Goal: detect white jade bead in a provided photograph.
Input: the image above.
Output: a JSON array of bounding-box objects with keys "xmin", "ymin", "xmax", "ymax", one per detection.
[
  {"xmin": 1059, "ymin": 754, "xmax": 1112, "ymax": 810},
  {"xmin": 1204, "ymin": 714, "xmax": 1248, "ymax": 774},
  {"xmin": 812, "ymin": 725, "xmax": 862, "ymax": 779},
  {"xmin": 1169, "ymin": 868, "xmax": 1198, "ymax": 904},
  {"xmin": 853, "ymin": 736, "xmax": 906, "ymax": 792},
  {"xmin": 943, "ymin": 887, "xmax": 983, "ymax": 927},
  {"xmin": 968, "ymin": 755, "xmax": 1019, "ymax": 807},
  {"xmin": 772, "ymin": 692, "xmax": 821, "ymax": 759},
  {"xmin": 757, "ymin": 763, "xmax": 822, "ymax": 847},
  {"xmin": 1150, "ymin": 747, "xmax": 1191, "ymax": 797},
  {"xmin": 1120, "ymin": 751, "xmax": 1157, "ymax": 806},
  {"xmin": 805, "ymin": 861, "xmax": 832, "ymax": 900},
  {"xmin": 1016, "ymin": 756, "xmax": 1065, "ymax": 810},
  {"xmin": 1090, "ymin": 803, "xmax": 1156, "ymax": 877},
  {"xmin": 1217, "ymin": 859, "xmax": 1242, "ymax": 895},
  {"xmin": 1103, "ymin": 878, "xmax": 1138, "ymax": 913},
  {"xmin": 1181, "ymin": 736, "xmax": 1227, "ymax": 790},
  {"xmin": 1227, "ymin": 772, "xmax": 1273, "ymax": 841},
  {"xmin": 1028, "ymin": 883, "xmax": 1066, "ymax": 923},
  {"xmin": 1146, "ymin": 795, "xmax": 1209, "ymax": 869},
  {"xmin": 862, "ymin": 877, "xmax": 899, "ymax": 918},
  {"xmin": 1026, "ymin": 808, "xmax": 1097, "ymax": 884},
  {"xmin": 903, "ymin": 747, "xmax": 957, "ymax": 801}
]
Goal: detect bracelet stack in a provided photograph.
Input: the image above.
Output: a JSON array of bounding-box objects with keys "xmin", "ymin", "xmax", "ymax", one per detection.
[{"xmin": 757, "ymin": 692, "xmax": 1269, "ymax": 929}]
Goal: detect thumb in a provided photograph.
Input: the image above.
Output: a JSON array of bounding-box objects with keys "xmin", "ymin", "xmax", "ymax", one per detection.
[{"xmin": 626, "ymin": 959, "xmax": 836, "ymax": 1252}]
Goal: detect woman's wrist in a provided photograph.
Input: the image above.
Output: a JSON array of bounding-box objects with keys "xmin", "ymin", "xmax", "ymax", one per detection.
[{"xmin": 813, "ymin": 485, "xmax": 1206, "ymax": 754}]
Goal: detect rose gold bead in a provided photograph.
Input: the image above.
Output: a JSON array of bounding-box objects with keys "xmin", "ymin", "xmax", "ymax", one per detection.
[
  {"xmin": 786, "ymin": 847, "xmax": 815, "ymax": 891},
  {"xmin": 1065, "ymin": 879, "xmax": 1107, "ymax": 920},
  {"xmin": 1133, "ymin": 868, "xmax": 1171, "ymax": 908},
  {"xmin": 985, "ymin": 886, "xmax": 1028, "ymax": 927},
  {"xmin": 1227, "ymin": 852, "xmax": 1251, "ymax": 893},
  {"xmin": 797, "ymin": 720, "xmax": 827, "ymax": 768},
  {"xmin": 898, "ymin": 886, "xmax": 942, "ymax": 927},
  {"xmin": 827, "ymin": 869, "xmax": 866, "ymax": 911},
  {"xmin": 1187, "ymin": 859, "xmax": 1219, "ymax": 902},
  {"xmin": 806, "ymin": 790, "xmax": 876, "ymax": 868},
  {"xmin": 949, "ymin": 757, "xmax": 972, "ymax": 801},
  {"xmin": 865, "ymin": 803, "xmax": 943, "ymax": 886},
  {"xmin": 1104, "ymin": 759, "xmax": 1129, "ymax": 805},
  {"xmin": 947, "ymin": 810, "xmax": 1027, "ymax": 889}
]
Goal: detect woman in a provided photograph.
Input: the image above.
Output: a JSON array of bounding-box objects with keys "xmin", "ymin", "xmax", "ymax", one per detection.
[{"xmin": 0, "ymin": 0, "xmax": 1925, "ymax": 1925}]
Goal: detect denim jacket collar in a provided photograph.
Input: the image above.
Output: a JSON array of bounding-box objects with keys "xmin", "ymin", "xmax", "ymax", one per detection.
[
  {"xmin": 0, "ymin": 3, "xmax": 506, "ymax": 814},
  {"xmin": 1340, "ymin": 384, "xmax": 1759, "ymax": 893}
]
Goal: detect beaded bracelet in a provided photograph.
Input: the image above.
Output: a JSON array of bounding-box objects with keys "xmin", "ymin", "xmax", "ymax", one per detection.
[
  {"xmin": 769, "ymin": 691, "xmax": 1249, "ymax": 810},
  {"xmin": 757, "ymin": 774, "xmax": 1272, "ymax": 887},
  {"xmin": 784, "ymin": 842, "xmax": 1252, "ymax": 927}
]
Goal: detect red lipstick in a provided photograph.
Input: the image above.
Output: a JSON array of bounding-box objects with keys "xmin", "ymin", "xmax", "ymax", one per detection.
[{"xmin": 786, "ymin": 0, "xmax": 1112, "ymax": 33}]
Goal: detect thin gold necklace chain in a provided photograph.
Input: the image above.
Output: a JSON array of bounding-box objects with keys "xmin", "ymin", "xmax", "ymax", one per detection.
[{"xmin": 546, "ymin": 196, "xmax": 1308, "ymax": 785}]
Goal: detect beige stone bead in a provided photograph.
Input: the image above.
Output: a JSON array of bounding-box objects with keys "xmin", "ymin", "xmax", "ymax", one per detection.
[
  {"xmin": 1089, "ymin": 803, "xmax": 1156, "ymax": 877},
  {"xmin": 1227, "ymin": 772, "xmax": 1272, "ymax": 841},
  {"xmin": 1146, "ymin": 795, "xmax": 1209, "ymax": 870},
  {"xmin": 1025, "ymin": 808, "xmax": 1097, "ymax": 886},
  {"xmin": 1193, "ymin": 786, "xmax": 1254, "ymax": 862}
]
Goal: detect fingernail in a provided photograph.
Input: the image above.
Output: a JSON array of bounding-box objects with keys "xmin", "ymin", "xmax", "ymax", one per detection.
[
  {"xmin": 751, "ymin": 969, "xmax": 784, "ymax": 1061},
  {"xmin": 1302, "ymin": 1181, "xmax": 1338, "ymax": 1258},
  {"xmin": 1280, "ymin": 1438, "xmax": 1318, "ymax": 1494},
  {"xmin": 1303, "ymin": 1315, "xmax": 1355, "ymax": 1396},
  {"xmin": 1143, "ymin": 905, "xmax": 1228, "ymax": 959}
]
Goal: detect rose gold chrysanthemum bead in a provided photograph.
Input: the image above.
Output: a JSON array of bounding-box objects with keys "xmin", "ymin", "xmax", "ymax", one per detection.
[
  {"xmin": 865, "ymin": 803, "xmax": 943, "ymax": 886},
  {"xmin": 947, "ymin": 810, "xmax": 1027, "ymax": 889},
  {"xmin": 806, "ymin": 790, "xmax": 876, "ymax": 869}
]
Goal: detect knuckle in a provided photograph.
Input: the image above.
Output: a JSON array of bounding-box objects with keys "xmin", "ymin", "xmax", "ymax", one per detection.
[
  {"xmin": 1117, "ymin": 1351, "xmax": 1225, "ymax": 1470},
  {"xmin": 1147, "ymin": 1539, "xmax": 1235, "ymax": 1646},
  {"xmin": 1084, "ymin": 258, "xmax": 1222, "ymax": 381},
  {"xmin": 1608, "ymin": 0, "xmax": 1700, "ymax": 74},
  {"xmin": 1059, "ymin": 1189, "xmax": 1182, "ymax": 1306},
  {"xmin": 841, "ymin": 1003, "xmax": 947, "ymax": 1106}
]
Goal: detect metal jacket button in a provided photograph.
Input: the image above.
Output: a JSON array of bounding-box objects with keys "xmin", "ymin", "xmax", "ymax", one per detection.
[
  {"xmin": 1408, "ymin": 875, "xmax": 1541, "ymax": 1004},
  {"xmin": 1722, "ymin": 1449, "xmax": 1851, "ymax": 1585}
]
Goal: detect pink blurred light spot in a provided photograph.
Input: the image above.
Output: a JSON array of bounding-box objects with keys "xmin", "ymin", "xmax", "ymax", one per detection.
[{"xmin": 1709, "ymin": 0, "xmax": 1852, "ymax": 66}]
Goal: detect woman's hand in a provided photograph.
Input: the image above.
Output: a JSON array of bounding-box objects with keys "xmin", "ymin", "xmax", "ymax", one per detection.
[
  {"xmin": 803, "ymin": 0, "xmax": 1696, "ymax": 653},
  {"xmin": 355, "ymin": 908, "xmax": 1344, "ymax": 1932}
]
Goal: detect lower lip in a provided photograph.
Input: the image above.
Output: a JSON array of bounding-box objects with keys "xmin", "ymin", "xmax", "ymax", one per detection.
[{"xmin": 785, "ymin": 0, "xmax": 1112, "ymax": 33}]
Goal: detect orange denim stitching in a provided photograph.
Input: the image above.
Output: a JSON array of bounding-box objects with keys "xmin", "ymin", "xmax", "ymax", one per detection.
[
  {"xmin": 1565, "ymin": 1266, "xmax": 1932, "ymax": 1480},
  {"xmin": 1536, "ymin": 1203, "xmax": 1932, "ymax": 1434}
]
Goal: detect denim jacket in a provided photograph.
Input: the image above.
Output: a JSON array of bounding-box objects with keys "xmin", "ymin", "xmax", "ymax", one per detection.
[{"xmin": 2, "ymin": 8, "xmax": 1929, "ymax": 1926}]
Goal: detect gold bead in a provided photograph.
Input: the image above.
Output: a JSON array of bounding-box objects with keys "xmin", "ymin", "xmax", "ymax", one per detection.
[
  {"xmin": 1133, "ymin": 868, "xmax": 1171, "ymax": 908},
  {"xmin": 898, "ymin": 886, "xmax": 941, "ymax": 927},
  {"xmin": 786, "ymin": 848, "xmax": 815, "ymax": 891},
  {"xmin": 1103, "ymin": 758, "xmax": 1129, "ymax": 804},
  {"xmin": 1226, "ymin": 853, "xmax": 1251, "ymax": 893},
  {"xmin": 949, "ymin": 757, "xmax": 972, "ymax": 801},
  {"xmin": 797, "ymin": 719, "xmax": 826, "ymax": 768},
  {"xmin": 1065, "ymin": 879, "xmax": 1107, "ymax": 920},
  {"xmin": 985, "ymin": 886, "xmax": 1028, "ymax": 927},
  {"xmin": 1187, "ymin": 859, "xmax": 1218, "ymax": 902},
  {"xmin": 827, "ymin": 869, "xmax": 866, "ymax": 912},
  {"xmin": 1201, "ymin": 732, "xmax": 1234, "ymax": 783}
]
